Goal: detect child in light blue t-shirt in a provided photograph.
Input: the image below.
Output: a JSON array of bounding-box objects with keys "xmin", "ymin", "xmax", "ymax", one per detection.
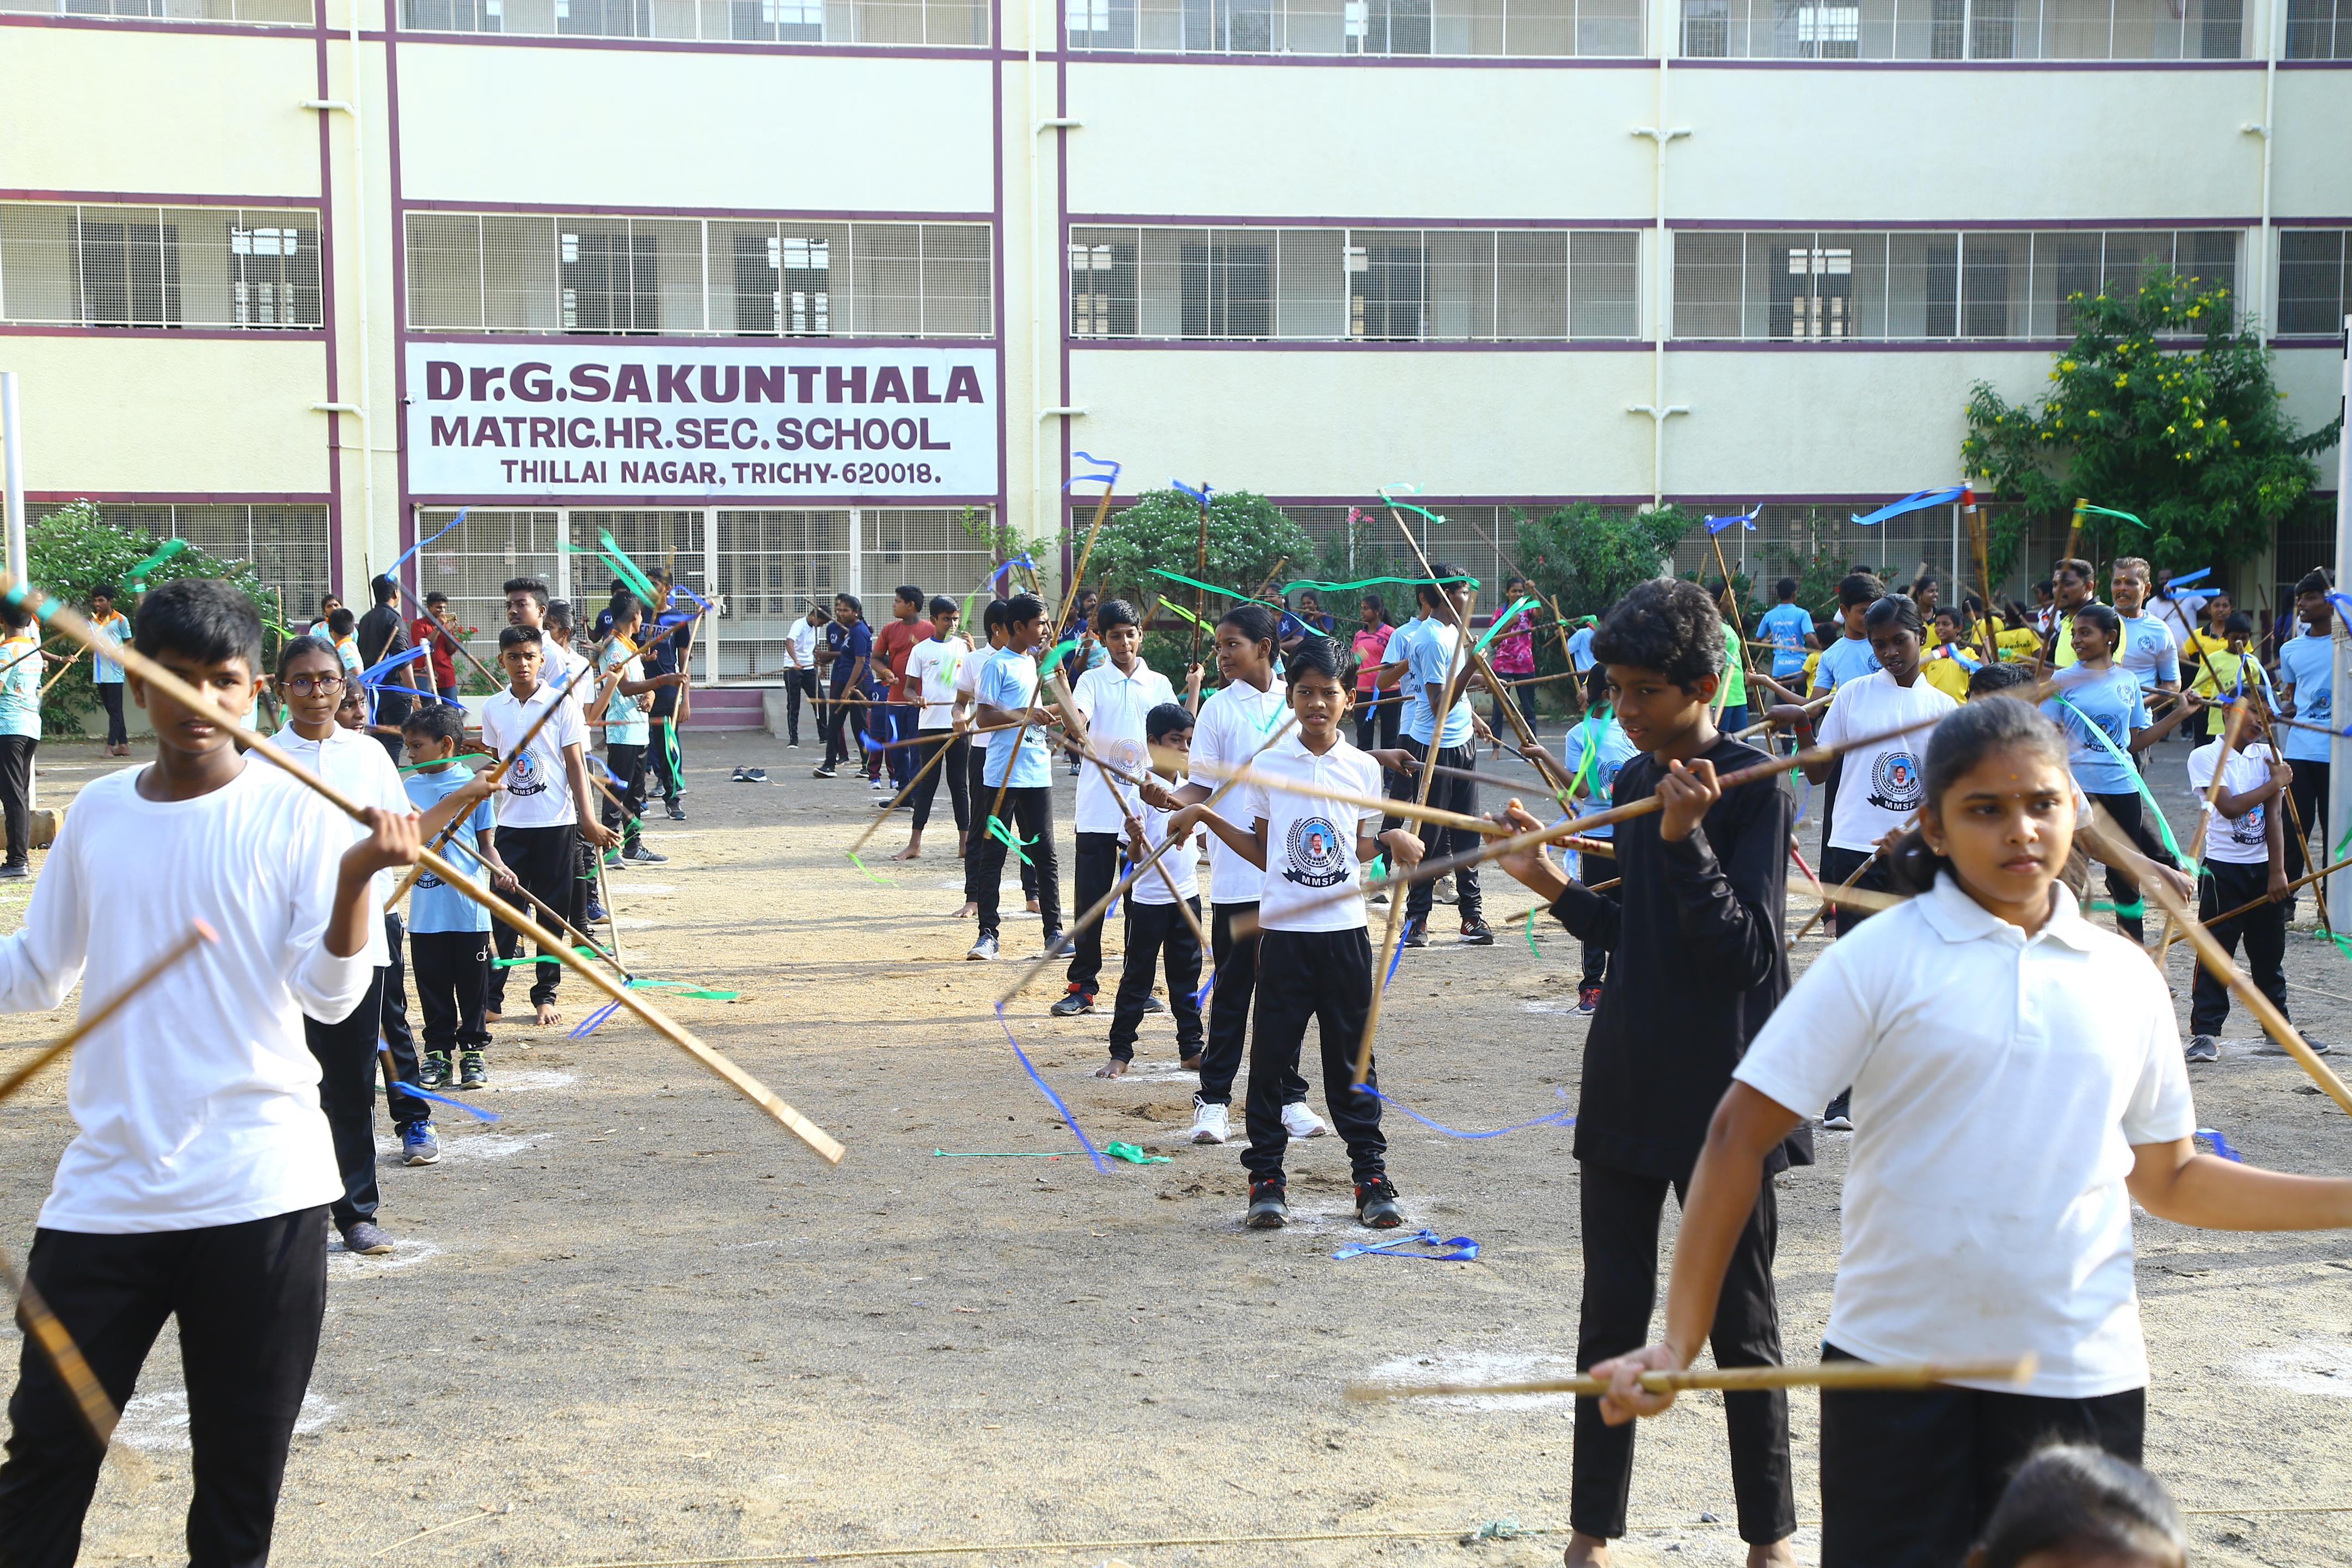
[{"xmin": 399, "ymin": 704, "xmax": 510, "ymax": 1091}]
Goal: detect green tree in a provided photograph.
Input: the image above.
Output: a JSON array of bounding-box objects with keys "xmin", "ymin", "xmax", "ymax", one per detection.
[
  {"xmin": 1514, "ymin": 503, "xmax": 1697, "ymax": 621},
  {"xmin": 26, "ymin": 500, "xmax": 284, "ymax": 736},
  {"xmin": 1963, "ymin": 271, "xmax": 2341, "ymax": 578},
  {"xmin": 1086, "ymin": 488, "xmax": 1316, "ymax": 671}
]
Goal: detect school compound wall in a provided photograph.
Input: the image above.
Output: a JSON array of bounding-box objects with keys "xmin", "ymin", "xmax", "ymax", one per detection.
[{"xmin": 2, "ymin": 0, "xmax": 2347, "ymax": 663}]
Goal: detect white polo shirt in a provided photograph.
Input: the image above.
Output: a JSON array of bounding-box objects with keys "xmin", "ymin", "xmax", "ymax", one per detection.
[
  {"xmin": 1071, "ymin": 659, "xmax": 1177, "ymax": 835},
  {"xmin": 1238, "ymin": 733, "xmax": 1383, "ymax": 934},
  {"xmin": 1735, "ymin": 874, "xmax": 2194, "ymax": 1398},
  {"xmin": 1190, "ymin": 675, "xmax": 1289, "ymax": 904}
]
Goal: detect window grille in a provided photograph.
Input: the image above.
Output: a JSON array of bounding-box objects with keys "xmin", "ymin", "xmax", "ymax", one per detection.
[
  {"xmin": 2287, "ymin": 0, "xmax": 2350, "ymax": 55},
  {"xmin": 400, "ymin": 0, "xmax": 986, "ymax": 42},
  {"xmin": 1672, "ymin": 228, "xmax": 2238, "ymax": 340},
  {"xmin": 30, "ymin": 503, "xmax": 330, "ymax": 626},
  {"xmin": 860, "ymin": 509, "xmax": 996, "ymax": 612},
  {"xmin": 0, "ymin": 0, "xmax": 311, "ymax": 23},
  {"xmin": 1071, "ymin": 0, "xmax": 1643, "ymax": 52},
  {"xmin": 406, "ymin": 212, "xmax": 992, "ymax": 338},
  {"xmin": 715, "ymin": 509, "xmax": 854, "ymax": 675},
  {"xmin": 0, "ymin": 203, "xmax": 322, "ymax": 330},
  {"xmin": 2277, "ymin": 231, "xmax": 2350, "ymax": 335},
  {"xmin": 1677, "ymin": 0, "xmax": 2245, "ymax": 57},
  {"xmin": 1068, "ymin": 225, "xmax": 1639, "ymax": 342}
]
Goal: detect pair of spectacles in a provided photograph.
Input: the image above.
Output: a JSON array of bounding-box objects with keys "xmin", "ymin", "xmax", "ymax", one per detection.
[{"xmin": 284, "ymin": 674, "xmax": 347, "ymax": 695}]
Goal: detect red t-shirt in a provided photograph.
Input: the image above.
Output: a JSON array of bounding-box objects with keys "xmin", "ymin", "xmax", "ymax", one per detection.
[
  {"xmin": 874, "ymin": 617, "xmax": 934, "ymax": 703},
  {"xmin": 411, "ymin": 615, "xmax": 457, "ymax": 690}
]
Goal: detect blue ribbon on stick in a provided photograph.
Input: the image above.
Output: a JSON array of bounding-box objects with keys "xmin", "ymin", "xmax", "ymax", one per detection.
[
  {"xmin": 389, "ymin": 507, "xmax": 469, "ymax": 581},
  {"xmin": 1171, "ymin": 479, "xmax": 1214, "ymax": 507},
  {"xmin": 1705, "ymin": 506, "xmax": 1759, "ymax": 534},
  {"xmin": 391, "ymin": 1081, "xmax": 501, "ymax": 1122},
  {"xmin": 2195, "ymin": 1126, "xmax": 2245, "ymax": 1162},
  {"xmin": 1851, "ymin": 486, "xmax": 1968, "ymax": 526},
  {"xmin": 1064, "ymin": 449, "xmax": 1121, "ymax": 489}
]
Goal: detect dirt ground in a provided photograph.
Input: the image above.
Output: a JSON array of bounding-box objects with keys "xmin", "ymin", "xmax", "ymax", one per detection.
[{"xmin": 4, "ymin": 725, "xmax": 2352, "ymax": 1568}]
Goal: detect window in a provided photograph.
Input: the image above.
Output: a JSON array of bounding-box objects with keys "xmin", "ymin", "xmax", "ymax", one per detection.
[
  {"xmin": 0, "ymin": 203, "xmax": 322, "ymax": 330},
  {"xmin": 30, "ymin": 504, "xmax": 329, "ymax": 624},
  {"xmin": 0, "ymin": 0, "xmax": 312, "ymax": 23},
  {"xmin": 405, "ymin": 212, "xmax": 993, "ymax": 338},
  {"xmin": 1068, "ymin": 225, "xmax": 1639, "ymax": 342},
  {"xmin": 398, "ymin": 0, "xmax": 985, "ymax": 42},
  {"xmin": 2278, "ymin": 231, "xmax": 2349, "ymax": 336},
  {"xmin": 1672, "ymin": 228, "xmax": 2238, "ymax": 341},
  {"xmin": 2287, "ymin": 0, "xmax": 2350, "ymax": 55},
  {"xmin": 1677, "ymin": 0, "xmax": 2246, "ymax": 58},
  {"xmin": 1070, "ymin": 0, "xmax": 1644, "ymax": 54}
]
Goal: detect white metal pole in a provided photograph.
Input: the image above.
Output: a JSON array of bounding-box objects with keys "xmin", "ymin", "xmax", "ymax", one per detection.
[
  {"xmin": 0, "ymin": 371, "xmax": 25, "ymax": 581},
  {"xmin": 2330, "ymin": 315, "xmax": 2351, "ymax": 916}
]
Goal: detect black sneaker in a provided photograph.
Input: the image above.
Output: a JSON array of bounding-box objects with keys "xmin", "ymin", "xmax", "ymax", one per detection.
[
  {"xmin": 733, "ymin": 767, "xmax": 750, "ymax": 782},
  {"xmin": 666, "ymin": 799, "xmax": 688, "ymax": 821},
  {"xmin": 746, "ymin": 769, "xmax": 770, "ymax": 784},
  {"xmin": 1355, "ymin": 1175, "xmax": 1405, "ymax": 1229},
  {"xmin": 1822, "ymin": 1089, "xmax": 1854, "ymax": 1131},
  {"xmin": 1244, "ymin": 1179, "xmax": 1289, "ymax": 1229},
  {"xmin": 2185, "ymin": 1034, "xmax": 2220, "ymax": 1062},
  {"xmin": 1049, "ymin": 985, "xmax": 1095, "ymax": 1017},
  {"xmin": 418, "ymin": 1050, "xmax": 452, "ymax": 1089},
  {"xmin": 1141, "ymin": 995, "xmax": 1167, "ymax": 1014},
  {"xmin": 458, "ymin": 1051, "xmax": 487, "ymax": 1089},
  {"xmin": 1401, "ymin": 917, "xmax": 1429, "ymax": 949},
  {"xmin": 1457, "ymin": 920, "xmax": 1494, "ymax": 946},
  {"xmin": 811, "ymin": 766, "xmax": 836, "ymax": 779},
  {"xmin": 623, "ymin": 843, "xmax": 667, "ymax": 864}
]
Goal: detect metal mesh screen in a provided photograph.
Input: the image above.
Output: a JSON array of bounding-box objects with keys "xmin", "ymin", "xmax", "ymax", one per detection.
[
  {"xmin": 715, "ymin": 509, "xmax": 853, "ymax": 677},
  {"xmin": 30, "ymin": 503, "xmax": 330, "ymax": 628},
  {"xmin": 1068, "ymin": 0, "xmax": 1642, "ymax": 52},
  {"xmin": 411, "ymin": 508, "xmax": 562, "ymax": 673},
  {"xmin": 2287, "ymin": 0, "xmax": 2350, "ymax": 55},
  {"xmin": 1671, "ymin": 229, "xmax": 2239, "ymax": 339},
  {"xmin": 1677, "ymin": 0, "xmax": 2245, "ymax": 57},
  {"xmin": 406, "ymin": 213, "xmax": 991, "ymax": 337},
  {"xmin": 399, "ymin": 0, "xmax": 984, "ymax": 42},
  {"xmin": 861, "ymin": 509, "xmax": 996, "ymax": 611},
  {"xmin": 2277, "ymin": 230, "xmax": 2349, "ymax": 335},
  {"xmin": 1068, "ymin": 225, "xmax": 1640, "ymax": 341},
  {"xmin": 0, "ymin": 0, "xmax": 311, "ymax": 20},
  {"xmin": 0, "ymin": 203, "xmax": 320, "ymax": 329}
]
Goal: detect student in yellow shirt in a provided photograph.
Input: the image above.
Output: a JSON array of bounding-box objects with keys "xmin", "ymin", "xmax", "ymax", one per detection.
[{"xmin": 2189, "ymin": 611, "xmax": 2274, "ymax": 735}]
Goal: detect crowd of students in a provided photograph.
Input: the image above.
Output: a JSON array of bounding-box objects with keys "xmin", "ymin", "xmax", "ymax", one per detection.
[{"xmin": 4, "ymin": 548, "xmax": 2351, "ymax": 1568}]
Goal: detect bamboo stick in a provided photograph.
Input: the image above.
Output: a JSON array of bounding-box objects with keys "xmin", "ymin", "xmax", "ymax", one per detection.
[
  {"xmin": 1345, "ymin": 1355, "xmax": 2037, "ymax": 1404},
  {"xmin": 0, "ymin": 922, "xmax": 217, "ymax": 1108},
  {"xmin": 5, "ymin": 581, "xmax": 843, "ymax": 1163},
  {"xmin": 2200, "ymin": 849, "xmax": 2352, "ymax": 930}
]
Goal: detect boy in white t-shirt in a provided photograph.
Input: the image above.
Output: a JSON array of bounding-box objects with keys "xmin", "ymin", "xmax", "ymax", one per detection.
[
  {"xmin": 1171, "ymin": 636, "xmax": 1425, "ymax": 1232},
  {"xmin": 1055, "ymin": 597, "xmax": 1178, "ymax": 1016},
  {"xmin": 0, "ymin": 579, "xmax": 419, "ymax": 1564},
  {"xmin": 482, "ymin": 625, "xmax": 618, "ymax": 1026},
  {"xmin": 2184, "ymin": 715, "xmax": 2298, "ymax": 1061},
  {"xmin": 896, "ymin": 597, "xmax": 970, "ymax": 862},
  {"xmin": 1100, "ymin": 702, "xmax": 1208, "ymax": 1077}
]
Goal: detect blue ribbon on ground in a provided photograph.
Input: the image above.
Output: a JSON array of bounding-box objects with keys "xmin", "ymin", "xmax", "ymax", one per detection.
[
  {"xmin": 2195, "ymin": 1126, "xmax": 2244, "ymax": 1162},
  {"xmin": 1064, "ymin": 449, "xmax": 1121, "ymax": 490},
  {"xmin": 389, "ymin": 507, "xmax": 469, "ymax": 581},
  {"xmin": 1851, "ymin": 486, "xmax": 1967, "ymax": 526},
  {"xmin": 1350, "ymin": 1083, "xmax": 1577, "ymax": 1141},
  {"xmin": 1705, "ymin": 506, "xmax": 1759, "ymax": 534},
  {"xmin": 991, "ymin": 1002, "xmax": 1111, "ymax": 1173},
  {"xmin": 392, "ymin": 1081, "xmax": 501, "ymax": 1122},
  {"xmin": 1333, "ymin": 1227, "xmax": 1480, "ymax": 1262},
  {"xmin": 1171, "ymin": 479, "xmax": 1214, "ymax": 507},
  {"xmin": 569, "ymin": 1001, "xmax": 623, "ymax": 1038}
]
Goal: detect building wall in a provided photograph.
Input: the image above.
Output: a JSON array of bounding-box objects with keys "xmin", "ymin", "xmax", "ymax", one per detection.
[{"xmin": 0, "ymin": 0, "xmax": 2344, "ymax": 620}]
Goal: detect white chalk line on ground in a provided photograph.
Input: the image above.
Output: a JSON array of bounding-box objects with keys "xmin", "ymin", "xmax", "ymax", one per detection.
[
  {"xmin": 2236, "ymin": 1337, "xmax": 2352, "ymax": 1399},
  {"xmin": 117, "ymin": 1390, "xmax": 337, "ymax": 1452},
  {"xmin": 1362, "ymin": 1348, "xmax": 1583, "ymax": 1411},
  {"xmin": 328, "ymin": 1238, "xmax": 446, "ymax": 1276}
]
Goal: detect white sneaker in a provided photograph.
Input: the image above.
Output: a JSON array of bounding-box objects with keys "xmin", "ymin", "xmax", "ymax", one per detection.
[
  {"xmin": 1281, "ymin": 1101, "xmax": 1328, "ymax": 1139},
  {"xmin": 1189, "ymin": 1097, "xmax": 1230, "ymax": 1144}
]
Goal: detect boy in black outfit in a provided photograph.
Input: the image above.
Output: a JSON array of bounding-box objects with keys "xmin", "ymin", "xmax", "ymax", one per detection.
[
  {"xmin": 1492, "ymin": 578, "xmax": 1804, "ymax": 1568},
  {"xmin": 1098, "ymin": 702, "xmax": 1206, "ymax": 1077},
  {"xmin": 1171, "ymin": 638, "xmax": 1425, "ymax": 1231}
]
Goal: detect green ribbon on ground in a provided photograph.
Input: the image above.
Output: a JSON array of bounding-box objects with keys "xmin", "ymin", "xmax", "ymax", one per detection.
[
  {"xmin": 627, "ymin": 979, "xmax": 740, "ymax": 1001},
  {"xmin": 932, "ymin": 1149, "xmax": 1064, "ymax": 1158},
  {"xmin": 1471, "ymin": 596, "xmax": 1539, "ymax": 658},
  {"xmin": 845, "ymin": 849, "xmax": 891, "ymax": 887},
  {"xmin": 987, "ymin": 814, "xmax": 1035, "ymax": 866},
  {"xmin": 1102, "ymin": 1141, "xmax": 1172, "ymax": 1165},
  {"xmin": 1524, "ymin": 907, "xmax": 1541, "ymax": 958}
]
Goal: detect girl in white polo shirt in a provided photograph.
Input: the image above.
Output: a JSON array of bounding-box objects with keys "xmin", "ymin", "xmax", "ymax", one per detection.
[{"xmin": 1583, "ymin": 694, "xmax": 2352, "ymax": 1567}]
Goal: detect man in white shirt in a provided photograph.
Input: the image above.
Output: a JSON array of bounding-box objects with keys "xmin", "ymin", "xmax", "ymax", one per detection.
[
  {"xmin": 782, "ymin": 602, "xmax": 826, "ymax": 749},
  {"xmin": 2108, "ymin": 556, "xmax": 2181, "ymax": 710},
  {"xmin": 502, "ymin": 577, "xmax": 589, "ymax": 707},
  {"xmin": 2185, "ymin": 724, "xmax": 2298, "ymax": 1060},
  {"xmin": 482, "ymin": 625, "xmax": 618, "ymax": 1026},
  {"xmin": 1052, "ymin": 598, "xmax": 1177, "ymax": 1016},
  {"xmin": 0, "ymin": 579, "xmax": 418, "ymax": 1567}
]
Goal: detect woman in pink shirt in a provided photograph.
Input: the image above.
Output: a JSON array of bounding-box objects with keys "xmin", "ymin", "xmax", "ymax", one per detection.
[
  {"xmin": 1486, "ymin": 574, "xmax": 1539, "ymax": 755},
  {"xmin": 1350, "ymin": 593, "xmax": 1398, "ymax": 754}
]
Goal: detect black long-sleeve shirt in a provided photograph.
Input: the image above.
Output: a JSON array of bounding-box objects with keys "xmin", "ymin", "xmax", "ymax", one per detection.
[{"xmin": 1549, "ymin": 733, "xmax": 1813, "ymax": 1182}]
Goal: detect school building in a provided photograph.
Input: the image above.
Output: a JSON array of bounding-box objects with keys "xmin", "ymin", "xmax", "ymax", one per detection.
[{"xmin": 2, "ymin": 0, "xmax": 2348, "ymax": 675}]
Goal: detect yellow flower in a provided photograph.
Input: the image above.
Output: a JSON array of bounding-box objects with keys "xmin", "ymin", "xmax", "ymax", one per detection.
[
  {"xmin": 2060, "ymin": 360, "xmax": 2078, "ymax": 372},
  {"xmin": 2088, "ymin": 409, "xmax": 2101, "ymax": 419},
  {"xmin": 2194, "ymin": 419, "xmax": 2204, "ymax": 428},
  {"xmin": 2114, "ymin": 375, "xmax": 2129, "ymax": 388}
]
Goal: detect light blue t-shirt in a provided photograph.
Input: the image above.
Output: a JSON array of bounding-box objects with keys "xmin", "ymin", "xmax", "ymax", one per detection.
[
  {"xmin": 2278, "ymin": 633, "xmax": 2336, "ymax": 764},
  {"xmin": 1565, "ymin": 713, "xmax": 1640, "ymax": 840},
  {"xmin": 978, "ymin": 647, "xmax": 1049, "ymax": 789},
  {"xmin": 1812, "ymin": 634, "xmax": 1882, "ymax": 693},
  {"xmin": 1756, "ymin": 603, "xmax": 1812, "ymax": 679},
  {"xmin": 1389, "ymin": 618, "xmax": 1430, "ymax": 740},
  {"xmin": 1404, "ymin": 620, "xmax": 1474, "ymax": 749},
  {"xmin": 2043, "ymin": 667, "xmax": 2149, "ymax": 798},
  {"xmin": 405, "ymin": 767, "xmax": 494, "ymax": 935},
  {"xmin": 0, "ymin": 638, "xmax": 42, "ymax": 740},
  {"xmin": 598, "ymin": 643, "xmax": 649, "ymax": 748},
  {"xmin": 90, "ymin": 611, "xmax": 129, "ymax": 684},
  {"xmin": 1565, "ymin": 625, "xmax": 1597, "ymax": 672}
]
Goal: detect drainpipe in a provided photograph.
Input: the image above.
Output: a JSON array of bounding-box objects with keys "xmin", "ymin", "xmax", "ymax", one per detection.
[
  {"xmin": 2242, "ymin": 0, "xmax": 2278, "ymax": 329},
  {"xmin": 1628, "ymin": 9, "xmax": 1689, "ymax": 512},
  {"xmin": 306, "ymin": 69, "xmax": 375, "ymax": 578}
]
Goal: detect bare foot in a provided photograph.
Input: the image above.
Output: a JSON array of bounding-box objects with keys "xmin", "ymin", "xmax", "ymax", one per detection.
[
  {"xmin": 484, "ymin": 1010, "xmax": 503, "ymax": 1025},
  {"xmin": 955, "ymin": 834, "xmax": 969, "ymax": 858},
  {"xmin": 1562, "ymin": 1533, "xmax": 1611, "ymax": 1568},
  {"xmin": 1026, "ymin": 897, "xmax": 1040, "ymax": 914},
  {"xmin": 535, "ymin": 1002, "xmax": 560, "ymax": 1027},
  {"xmin": 1092, "ymin": 1059, "xmax": 1129, "ymax": 1078},
  {"xmin": 954, "ymin": 901, "xmax": 979, "ymax": 918},
  {"xmin": 890, "ymin": 839, "xmax": 923, "ymax": 861},
  {"xmin": 1748, "ymin": 1540, "xmax": 1798, "ymax": 1568},
  {"xmin": 1179, "ymin": 1054, "xmax": 1203, "ymax": 1072}
]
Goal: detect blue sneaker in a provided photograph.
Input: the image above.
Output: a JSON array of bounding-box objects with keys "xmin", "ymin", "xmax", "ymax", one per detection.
[
  {"xmin": 401, "ymin": 1122, "xmax": 441, "ymax": 1166},
  {"xmin": 586, "ymin": 898, "xmax": 609, "ymax": 923}
]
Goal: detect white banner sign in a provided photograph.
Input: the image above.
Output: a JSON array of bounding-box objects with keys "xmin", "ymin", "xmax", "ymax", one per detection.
[{"xmin": 403, "ymin": 341, "xmax": 999, "ymax": 501}]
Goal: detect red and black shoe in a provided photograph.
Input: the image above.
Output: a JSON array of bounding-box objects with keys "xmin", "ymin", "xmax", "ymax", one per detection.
[
  {"xmin": 1049, "ymin": 983, "xmax": 1097, "ymax": 1018},
  {"xmin": 1355, "ymin": 1176, "xmax": 1405, "ymax": 1229},
  {"xmin": 1245, "ymin": 1178, "xmax": 1289, "ymax": 1229},
  {"xmin": 1577, "ymin": 982, "xmax": 1602, "ymax": 1015}
]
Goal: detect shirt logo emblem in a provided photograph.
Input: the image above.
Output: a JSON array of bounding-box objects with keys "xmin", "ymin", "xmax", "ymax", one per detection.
[
  {"xmin": 506, "ymin": 746, "xmax": 546, "ymax": 798},
  {"xmin": 1869, "ymin": 750, "xmax": 1924, "ymax": 811},
  {"xmin": 1282, "ymin": 814, "xmax": 1351, "ymax": 889}
]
